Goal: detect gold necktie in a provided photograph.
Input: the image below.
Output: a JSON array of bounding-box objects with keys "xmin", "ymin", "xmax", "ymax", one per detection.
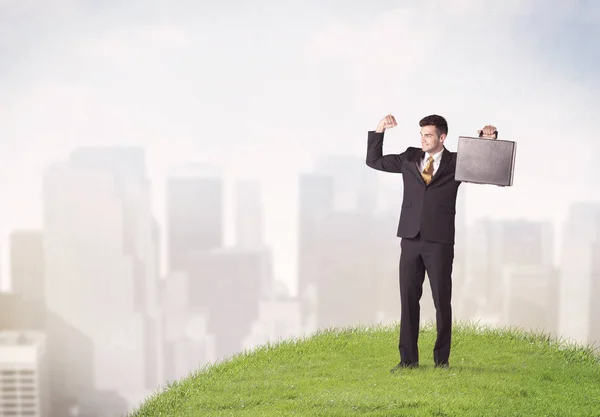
[{"xmin": 421, "ymin": 156, "xmax": 434, "ymax": 184}]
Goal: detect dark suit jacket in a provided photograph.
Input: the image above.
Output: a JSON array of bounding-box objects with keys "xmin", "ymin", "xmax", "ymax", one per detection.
[{"xmin": 365, "ymin": 130, "xmax": 461, "ymax": 245}]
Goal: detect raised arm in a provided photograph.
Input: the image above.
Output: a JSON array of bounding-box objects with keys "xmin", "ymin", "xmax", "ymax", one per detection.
[{"xmin": 365, "ymin": 114, "xmax": 404, "ymax": 173}]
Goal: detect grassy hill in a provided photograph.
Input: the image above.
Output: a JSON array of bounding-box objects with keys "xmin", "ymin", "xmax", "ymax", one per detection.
[{"xmin": 130, "ymin": 322, "xmax": 600, "ymax": 416}]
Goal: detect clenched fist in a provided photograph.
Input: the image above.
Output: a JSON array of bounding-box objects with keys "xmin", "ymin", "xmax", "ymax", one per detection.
[
  {"xmin": 375, "ymin": 114, "xmax": 398, "ymax": 133},
  {"xmin": 478, "ymin": 125, "xmax": 498, "ymax": 139}
]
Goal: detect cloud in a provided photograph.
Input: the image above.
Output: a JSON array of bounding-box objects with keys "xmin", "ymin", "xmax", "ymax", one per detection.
[
  {"xmin": 0, "ymin": 0, "xmax": 79, "ymax": 18},
  {"xmin": 305, "ymin": 0, "xmax": 595, "ymax": 147},
  {"xmin": 3, "ymin": 0, "xmax": 597, "ymax": 187},
  {"xmin": 73, "ymin": 24, "xmax": 190, "ymax": 62}
]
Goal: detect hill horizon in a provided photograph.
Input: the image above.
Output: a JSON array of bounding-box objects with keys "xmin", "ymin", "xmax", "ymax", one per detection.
[{"xmin": 130, "ymin": 321, "xmax": 600, "ymax": 416}]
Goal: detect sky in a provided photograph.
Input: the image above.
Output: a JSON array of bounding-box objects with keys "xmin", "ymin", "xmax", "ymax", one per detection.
[{"xmin": 0, "ymin": 0, "xmax": 599, "ymax": 293}]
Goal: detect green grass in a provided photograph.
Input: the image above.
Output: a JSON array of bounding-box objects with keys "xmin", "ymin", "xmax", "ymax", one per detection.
[{"xmin": 130, "ymin": 321, "xmax": 600, "ymax": 416}]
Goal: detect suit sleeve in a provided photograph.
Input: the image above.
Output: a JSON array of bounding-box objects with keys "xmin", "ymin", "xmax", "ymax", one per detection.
[{"xmin": 365, "ymin": 130, "xmax": 405, "ymax": 173}]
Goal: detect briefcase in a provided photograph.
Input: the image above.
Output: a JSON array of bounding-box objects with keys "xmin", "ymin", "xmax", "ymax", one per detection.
[{"xmin": 455, "ymin": 133, "xmax": 517, "ymax": 186}]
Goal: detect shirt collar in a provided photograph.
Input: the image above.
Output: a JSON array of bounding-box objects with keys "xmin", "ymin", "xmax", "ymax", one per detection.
[{"xmin": 425, "ymin": 148, "xmax": 444, "ymax": 163}]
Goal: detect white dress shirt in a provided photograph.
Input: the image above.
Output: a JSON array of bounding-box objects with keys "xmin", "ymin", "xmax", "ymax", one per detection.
[{"xmin": 418, "ymin": 148, "xmax": 444, "ymax": 175}]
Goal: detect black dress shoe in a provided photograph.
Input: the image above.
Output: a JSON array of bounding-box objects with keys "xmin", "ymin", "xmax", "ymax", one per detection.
[
  {"xmin": 390, "ymin": 362, "xmax": 419, "ymax": 373},
  {"xmin": 435, "ymin": 362, "xmax": 449, "ymax": 368}
]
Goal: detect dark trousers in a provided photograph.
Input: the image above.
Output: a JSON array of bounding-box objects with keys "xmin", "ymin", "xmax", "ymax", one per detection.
[{"xmin": 398, "ymin": 233, "xmax": 454, "ymax": 365}]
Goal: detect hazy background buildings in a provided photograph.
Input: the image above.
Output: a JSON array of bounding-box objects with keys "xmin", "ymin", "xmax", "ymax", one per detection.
[{"xmin": 0, "ymin": 0, "xmax": 599, "ymax": 415}]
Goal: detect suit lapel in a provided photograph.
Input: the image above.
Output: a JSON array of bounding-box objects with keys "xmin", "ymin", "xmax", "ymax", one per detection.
[
  {"xmin": 414, "ymin": 150, "xmax": 426, "ymax": 185},
  {"xmin": 428, "ymin": 148, "xmax": 451, "ymax": 185}
]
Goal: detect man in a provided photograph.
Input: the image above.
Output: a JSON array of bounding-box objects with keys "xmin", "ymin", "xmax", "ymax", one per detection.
[{"xmin": 365, "ymin": 114, "xmax": 497, "ymax": 371}]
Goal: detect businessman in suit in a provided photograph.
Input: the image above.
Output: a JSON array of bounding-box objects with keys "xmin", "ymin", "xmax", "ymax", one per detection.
[{"xmin": 365, "ymin": 114, "xmax": 497, "ymax": 370}]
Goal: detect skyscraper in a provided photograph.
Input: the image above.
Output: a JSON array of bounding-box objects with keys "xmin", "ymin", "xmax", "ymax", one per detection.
[
  {"xmin": 558, "ymin": 202, "xmax": 600, "ymax": 344},
  {"xmin": 10, "ymin": 230, "xmax": 44, "ymax": 304},
  {"xmin": 43, "ymin": 147, "xmax": 160, "ymax": 407},
  {"xmin": 167, "ymin": 175, "xmax": 224, "ymax": 272},
  {"xmin": 313, "ymin": 154, "xmax": 378, "ymax": 214},
  {"xmin": 0, "ymin": 331, "xmax": 49, "ymax": 417},
  {"xmin": 234, "ymin": 179, "xmax": 264, "ymax": 248},
  {"xmin": 466, "ymin": 218, "xmax": 554, "ymax": 317},
  {"xmin": 297, "ymin": 173, "xmax": 334, "ymax": 296}
]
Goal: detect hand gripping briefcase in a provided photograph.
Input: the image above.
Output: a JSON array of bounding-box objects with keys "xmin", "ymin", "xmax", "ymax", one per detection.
[{"xmin": 455, "ymin": 131, "xmax": 517, "ymax": 186}]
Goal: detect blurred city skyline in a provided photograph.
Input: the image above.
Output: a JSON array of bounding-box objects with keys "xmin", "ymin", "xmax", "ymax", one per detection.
[
  {"xmin": 2, "ymin": 141, "xmax": 598, "ymax": 415},
  {"xmin": 0, "ymin": 143, "xmax": 596, "ymax": 296},
  {"xmin": 1, "ymin": 0, "xmax": 600, "ymax": 294}
]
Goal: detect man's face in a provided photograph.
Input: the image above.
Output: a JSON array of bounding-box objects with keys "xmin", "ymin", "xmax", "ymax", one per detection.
[{"xmin": 420, "ymin": 125, "xmax": 445, "ymax": 153}]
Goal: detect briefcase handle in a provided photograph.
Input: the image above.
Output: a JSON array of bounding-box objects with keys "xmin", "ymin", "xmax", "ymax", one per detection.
[{"xmin": 478, "ymin": 130, "xmax": 498, "ymax": 139}]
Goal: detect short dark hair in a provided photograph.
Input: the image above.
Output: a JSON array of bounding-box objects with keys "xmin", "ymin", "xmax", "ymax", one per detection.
[{"xmin": 419, "ymin": 114, "xmax": 448, "ymax": 136}]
